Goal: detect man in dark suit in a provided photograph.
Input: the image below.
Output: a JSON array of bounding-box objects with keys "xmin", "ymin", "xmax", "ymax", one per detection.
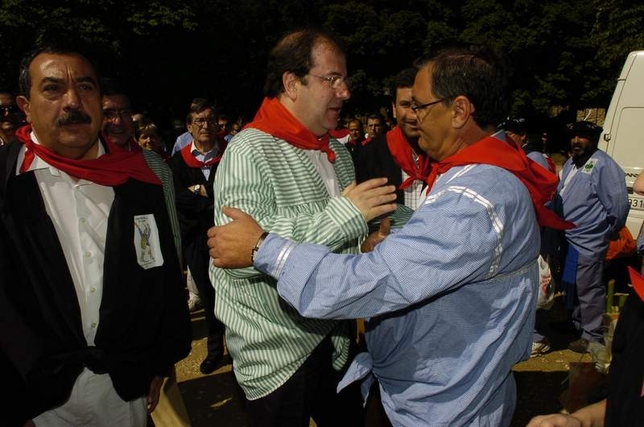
[
  {"xmin": 168, "ymin": 99, "xmax": 226, "ymax": 375},
  {"xmin": 0, "ymin": 45, "xmax": 191, "ymax": 427},
  {"xmin": 354, "ymin": 68, "xmax": 427, "ymax": 214}
]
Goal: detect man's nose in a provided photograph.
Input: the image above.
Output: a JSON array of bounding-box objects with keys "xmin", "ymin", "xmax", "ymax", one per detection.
[
  {"xmin": 63, "ymin": 87, "xmax": 82, "ymax": 109},
  {"xmin": 335, "ymin": 84, "xmax": 350, "ymax": 100}
]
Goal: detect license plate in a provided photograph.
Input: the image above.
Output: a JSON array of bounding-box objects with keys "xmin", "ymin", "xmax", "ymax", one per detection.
[{"xmin": 629, "ymin": 196, "xmax": 644, "ymax": 211}]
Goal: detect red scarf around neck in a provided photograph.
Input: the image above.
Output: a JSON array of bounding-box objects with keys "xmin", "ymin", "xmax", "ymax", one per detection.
[
  {"xmin": 425, "ymin": 135, "xmax": 575, "ymax": 230},
  {"xmin": 245, "ymin": 97, "xmax": 336, "ymax": 163},
  {"xmin": 627, "ymin": 266, "xmax": 644, "ymax": 302},
  {"xmin": 16, "ymin": 125, "xmax": 161, "ymax": 186},
  {"xmin": 180, "ymin": 138, "xmax": 226, "ymax": 169},
  {"xmin": 329, "ymin": 128, "xmax": 350, "ymax": 139},
  {"xmin": 386, "ymin": 126, "xmax": 428, "ymax": 190}
]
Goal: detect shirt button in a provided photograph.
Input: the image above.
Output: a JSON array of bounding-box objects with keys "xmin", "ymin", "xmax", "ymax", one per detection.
[
  {"xmin": 90, "ymin": 287, "xmax": 96, "ymax": 293},
  {"xmin": 91, "ymin": 322, "xmax": 97, "ymax": 329},
  {"xmin": 85, "ymin": 251, "xmax": 91, "ymax": 258},
  {"xmin": 80, "ymin": 218, "xmax": 86, "ymax": 224}
]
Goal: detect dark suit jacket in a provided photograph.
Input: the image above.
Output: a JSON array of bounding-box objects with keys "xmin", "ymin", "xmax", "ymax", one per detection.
[
  {"xmin": 0, "ymin": 142, "xmax": 191, "ymax": 425},
  {"xmin": 353, "ymin": 133, "xmax": 405, "ymax": 204},
  {"xmin": 167, "ymin": 149, "xmax": 219, "ymax": 256}
]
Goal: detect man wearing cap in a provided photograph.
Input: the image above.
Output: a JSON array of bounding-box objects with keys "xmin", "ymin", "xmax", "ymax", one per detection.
[{"xmin": 554, "ymin": 121, "xmax": 629, "ymax": 353}]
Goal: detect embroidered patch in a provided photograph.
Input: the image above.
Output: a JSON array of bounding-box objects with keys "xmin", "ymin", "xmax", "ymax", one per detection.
[
  {"xmin": 133, "ymin": 214, "xmax": 164, "ymax": 269},
  {"xmin": 581, "ymin": 158, "xmax": 598, "ymax": 174}
]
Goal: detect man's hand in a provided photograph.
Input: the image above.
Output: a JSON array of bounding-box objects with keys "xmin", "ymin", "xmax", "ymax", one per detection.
[
  {"xmin": 342, "ymin": 178, "xmax": 397, "ymax": 222},
  {"xmin": 361, "ymin": 218, "xmax": 391, "ymax": 253},
  {"xmin": 208, "ymin": 207, "xmax": 264, "ymax": 268},
  {"xmin": 146, "ymin": 376, "xmax": 163, "ymax": 413},
  {"xmin": 526, "ymin": 399, "xmax": 605, "ymax": 427},
  {"xmin": 525, "ymin": 414, "xmax": 582, "ymax": 427}
]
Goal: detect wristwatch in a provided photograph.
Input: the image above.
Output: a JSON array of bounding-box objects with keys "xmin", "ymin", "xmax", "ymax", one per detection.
[
  {"xmin": 193, "ymin": 184, "xmax": 201, "ymax": 194},
  {"xmin": 251, "ymin": 231, "xmax": 269, "ymax": 263}
]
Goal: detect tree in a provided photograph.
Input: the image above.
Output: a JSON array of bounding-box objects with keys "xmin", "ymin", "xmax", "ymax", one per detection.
[{"xmin": 1, "ymin": 0, "xmax": 641, "ymax": 130}]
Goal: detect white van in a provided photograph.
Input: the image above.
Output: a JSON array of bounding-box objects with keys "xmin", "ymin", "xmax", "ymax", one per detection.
[{"xmin": 598, "ymin": 50, "xmax": 644, "ymax": 238}]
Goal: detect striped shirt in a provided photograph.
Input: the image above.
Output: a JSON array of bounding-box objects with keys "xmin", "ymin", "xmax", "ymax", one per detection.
[
  {"xmin": 142, "ymin": 149, "xmax": 182, "ymax": 261},
  {"xmin": 209, "ymin": 128, "xmax": 367, "ymax": 399}
]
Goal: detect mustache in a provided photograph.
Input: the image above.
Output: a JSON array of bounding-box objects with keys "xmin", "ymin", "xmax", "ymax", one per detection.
[{"xmin": 57, "ymin": 110, "xmax": 91, "ymax": 126}]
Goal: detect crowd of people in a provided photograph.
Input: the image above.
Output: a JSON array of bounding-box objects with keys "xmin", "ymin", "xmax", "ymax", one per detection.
[{"xmin": 0, "ymin": 27, "xmax": 641, "ymax": 427}]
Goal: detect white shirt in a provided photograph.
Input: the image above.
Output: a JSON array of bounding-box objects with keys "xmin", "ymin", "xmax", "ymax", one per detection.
[
  {"xmin": 17, "ymin": 133, "xmax": 113, "ymax": 345},
  {"xmin": 304, "ymin": 150, "xmax": 340, "ymax": 196}
]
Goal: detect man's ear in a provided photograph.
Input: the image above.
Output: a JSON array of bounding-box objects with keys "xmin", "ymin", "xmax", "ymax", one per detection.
[
  {"xmin": 282, "ymin": 72, "xmax": 300, "ymax": 101},
  {"xmin": 451, "ymin": 96, "xmax": 474, "ymax": 129},
  {"xmin": 16, "ymin": 95, "xmax": 31, "ymax": 123}
]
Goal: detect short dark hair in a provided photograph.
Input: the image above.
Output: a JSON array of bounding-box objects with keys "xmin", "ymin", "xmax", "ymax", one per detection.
[
  {"xmin": 186, "ymin": 99, "xmax": 217, "ymax": 124},
  {"xmin": 367, "ymin": 113, "xmax": 384, "ymax": 123},
  {"xmin": 263, "ymin": 28, "xmax": 345, "ymax": 98},
  {"xmin": 389, "ymin": 68, "xmax": 417, "ymax": 102},
  {"xmin": 414, "ymin": 45, "xmax": 509, "ymax": 129},
  {"xmin": 348, "ymin": 118, "xmax": 363, "ymax": 128},
  {"xmin": 18, "ymin": 45, "xmax": 100, "ymax": 98},
  {"xmin": 135, "ymin": 117, "xmax": 160, "ymax": 140},
  {"xmin": 498, "ymin": 117, "xmax": 527, "ymax": 135}
]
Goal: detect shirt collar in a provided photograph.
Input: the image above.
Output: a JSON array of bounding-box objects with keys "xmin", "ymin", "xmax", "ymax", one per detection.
[
  {"xmin": 190, "ymin": 140, "xmax": 219, "ymax": 159},
  {"xmin": 18, "ymin": 130, "xmax": 106, "ymax": 176}
]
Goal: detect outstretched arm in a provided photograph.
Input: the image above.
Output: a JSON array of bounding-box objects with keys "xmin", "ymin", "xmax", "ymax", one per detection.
[{"xmin": 209, "ymin": 178, "xmax": 396, "ymax": 269}]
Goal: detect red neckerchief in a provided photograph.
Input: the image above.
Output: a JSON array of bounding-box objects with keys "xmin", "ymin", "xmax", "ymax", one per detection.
[
  {"xmin": 179, "ymin": 138, "xmax": 226, "ymax": 169},
  {"xmin": 245, "ymin": 97, "xmax": 336, "ymax": 163},
  {"xmin": 361, "ymin": 136, "xmax": 372, "ymax": 146},
  {"xmin": 16, "ymin": 125, "xmax": 161, "ymax": 186},
  {"xmin": 329, "ymin": 128, "xmax": 350, "ymax": 139},
  {"xmin": 425, "ymin": 134, "xmax": 575, "ymax": 230},
  {"xmin": 627, "ymin": 266, "xmax": 644, "ymax": 302},
  {"xmin": 386, "ymin": 126, "xmax": 428, "ymax": 190}
]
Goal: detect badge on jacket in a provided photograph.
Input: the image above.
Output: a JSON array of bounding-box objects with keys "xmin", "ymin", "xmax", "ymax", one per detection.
[
  {"xmin": 582, "ymin": 158, "xmax": 598, "ymax": 174},
  {"xmin": 134, "ymin": 214, "xmax": 164, "ymax": 269}
]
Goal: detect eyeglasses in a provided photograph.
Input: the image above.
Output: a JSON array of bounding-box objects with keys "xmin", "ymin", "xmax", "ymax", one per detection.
[
  {"xmin": 0, "ymin": 105, "xmax": 19, "ymax": 115},
  {"xmin": 103, "ymin": 108, "xmax": 132, "ymax": 120},
  {"xmin": 309, "ymin": 74, "xmax": 352, "ymax": 90},
  {"xmin": 410, "ymin": 98, "xmax": 449, "ymax": 113},
  {"xmin": 192, "ymin": 117, "xmax": 217, "ymax": 127}
]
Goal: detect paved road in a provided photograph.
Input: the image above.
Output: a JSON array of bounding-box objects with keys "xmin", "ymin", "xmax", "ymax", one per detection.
[{"xmin": 175, "ymin": 298, "xmax": 604, "ymax": 427}]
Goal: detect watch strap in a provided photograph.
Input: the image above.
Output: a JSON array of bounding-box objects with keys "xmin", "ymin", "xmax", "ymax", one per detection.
[{"xmin": 251, "ymin": 231, "xmax": 269, "ymax": 263}]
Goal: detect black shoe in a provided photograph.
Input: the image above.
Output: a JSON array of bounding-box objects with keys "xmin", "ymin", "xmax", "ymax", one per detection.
[
  {"xmin": 568, "ymin": 338, "xmax": 590, "ymax": 354},
  {"xmin": 199, "ymin": 354, "xmax": 223, "ymax": 374}
]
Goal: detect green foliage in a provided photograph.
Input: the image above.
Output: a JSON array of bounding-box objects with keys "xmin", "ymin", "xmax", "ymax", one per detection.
[{"xmin": 0, "ymin": 0, "xmax": 640, "ymax": 126}]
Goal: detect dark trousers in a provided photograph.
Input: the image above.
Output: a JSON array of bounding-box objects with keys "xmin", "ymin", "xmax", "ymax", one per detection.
[
  {"xmin": 245, "ymin": 334, "xmax": 364, "ymax": 427},
  {"xmin": 364, "ymin": 380, "xmax": 392, "ymax": 427},
  {"xmin": 572, "ymin": 254, "xmax": 606, "ymax": 342},
  {"xmin": 185, "ymin": 240, "xmax": 224, "ymax": 359}
]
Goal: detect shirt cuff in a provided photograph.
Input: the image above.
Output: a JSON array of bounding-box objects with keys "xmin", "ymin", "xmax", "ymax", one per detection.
[{"xmin": 253, "ymin": 233, "xmax": 296, "ymax": 279}]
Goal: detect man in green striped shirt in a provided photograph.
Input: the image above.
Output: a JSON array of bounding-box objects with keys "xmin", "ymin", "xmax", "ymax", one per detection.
[{"xmin": 209, "ymin": 29, "xmax": 396, "ymax": 427}]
